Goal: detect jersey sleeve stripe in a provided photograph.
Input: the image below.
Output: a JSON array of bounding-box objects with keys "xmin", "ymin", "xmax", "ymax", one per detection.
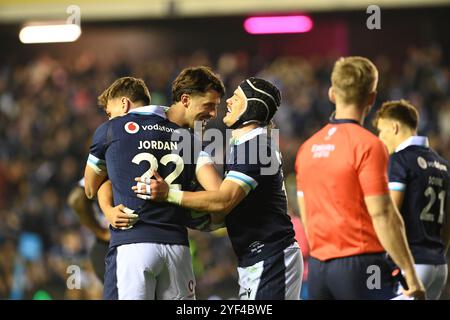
[
  {"xmin": 225, "ymin": 176, "xmax": 252, "ymax": 195},
  {"xmin": 87, "ymin": 154, "xmax": 107, "ymax": 175},
  {"xmin": 227, "ymin": 170, "xmax": 258, "ymax": 189},
  {"xmin": 388, "ymin": 182, "xmax": 406, "ymax": 192},
  {"xmin": 297, "ymin": 191, "xmax": 304, "ymax": 197},
  {"xmin": 225, "ymin": 170, "xmax": 258, "ymax": 195}
]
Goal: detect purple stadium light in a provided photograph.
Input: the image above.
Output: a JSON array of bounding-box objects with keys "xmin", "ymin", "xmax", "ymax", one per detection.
[{"xmin": 244, "ymin": 15, "xmax": 313, "ymax": 34}]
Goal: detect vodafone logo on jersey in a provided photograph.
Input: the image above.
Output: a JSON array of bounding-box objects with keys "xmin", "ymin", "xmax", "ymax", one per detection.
[{"xmin": 125, "ymin": 122, "xmax": 139, "ymax": 134}]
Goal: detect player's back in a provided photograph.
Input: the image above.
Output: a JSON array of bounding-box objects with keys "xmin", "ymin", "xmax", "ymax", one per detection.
[
  {"xmin": 389, "ymin": 144, "xmax": 449, "ymax": 264},
  {"xmin": 296, "ymin": 119, "xmax": 387, "ymax": 261},
  {"xmin": 90, "ymin": 105, "xmax": 196, "ymax": 247}
]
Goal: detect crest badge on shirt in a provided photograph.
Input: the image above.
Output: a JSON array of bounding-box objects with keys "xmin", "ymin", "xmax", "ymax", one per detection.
[{"xmin": 417, "ymin": 156, "xmax": 428, "ymax": 170}]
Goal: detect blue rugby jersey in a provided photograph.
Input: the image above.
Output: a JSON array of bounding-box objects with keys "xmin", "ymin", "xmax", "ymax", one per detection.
[
  {"xmin": 388, "ymin": 136, "xmax": 449, "ymax": 264},
  {"xmin": 224, "ymin": 127, "xmax": 295, "ymax": 267},
  {"xmin": 87, "ymin": 105, "xmax": 202, "ymax": 247}
]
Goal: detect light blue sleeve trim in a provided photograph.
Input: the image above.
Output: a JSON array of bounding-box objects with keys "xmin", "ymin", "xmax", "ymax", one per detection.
[
  {"xmin": 87, "ymin": 154, "xmax": 107, "ymax": 174},
  {"xmin": 388, "ymin": 182, "xmax": 406, "ymax": 192},
  {"xmin": 226, "ymin": 170, "xmax": 258, "ymax": 190}
]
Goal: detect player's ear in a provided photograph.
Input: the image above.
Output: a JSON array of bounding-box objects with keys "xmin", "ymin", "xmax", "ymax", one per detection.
[
  {"xmin": 121, "ymin": 97, "xmax": 130, "ymax": 113},
  {"xmin": 328, "ymin": 87, "xmax": 335, "ymax": 103},
  {"xmin": 392, "ymin": 121, "xmax": 400, "ymax": 135},
  {"xmin": 180, "ymin": 94, "xmax": 190, "ymax": 109}
]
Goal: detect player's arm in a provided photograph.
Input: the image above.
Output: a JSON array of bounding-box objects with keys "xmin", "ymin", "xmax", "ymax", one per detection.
[
  {"xmin": 136, "ymin": 169, "xmax": 253, "ymax": 215},
  {"xmin": 386, "ymin": 156, "xmax": 430, "ymax": 285},
  {"xmin": 194, "ymin": 162, "xmax": 226, "ymax": 223},
  {"xmin": 177, "ymin": 179, "xmax": 247, "ymax": 214},
  {"xmin": 84, "ymin": 165, "xmax": 107, "ymax": 199},
  {"xmin": 196, "ymin": 163, "xmax": 223, "ymax": 193},
  {"xmin": 68, "ymin": 186, "xmax": 110, "ymax": 242},
  {"xmin": 134, "ymin": 163, "xmax": 223, "ymax": 198},
  {"xmin": 365, "ymin": 195, "xmax": 424, "ymax": 298},
  {"xmin": 387, "ymin": 155, "xmax": 407, "ymax": 215},
  {"xmin": 97, "ymin": 180, "xmax": 138, "ymax": 229},
  {"xmin": 84, "ymin": 122, "xmax": 109, "ymax": 199},
  {"xmin": 134, "ymin": 153, "xmax": 227, "ymax": 222},
  {"xmin": 389, "ymin": 190, "xmax": 405, "ymax": 211}
]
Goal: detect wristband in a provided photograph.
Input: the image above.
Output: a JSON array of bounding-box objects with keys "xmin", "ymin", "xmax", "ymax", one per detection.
[{"xmin": 167, "ymin": 189, "xmax": 183, "ymax": 205}]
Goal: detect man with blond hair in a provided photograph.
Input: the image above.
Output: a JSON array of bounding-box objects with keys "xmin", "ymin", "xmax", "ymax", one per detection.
[
  {"xmin": 374, "ymin": 99, "xmax": 449, "ymax": 299},
  {"xmin": 295, "ymin": 57, "xmax": 425, "ymax": 299}
]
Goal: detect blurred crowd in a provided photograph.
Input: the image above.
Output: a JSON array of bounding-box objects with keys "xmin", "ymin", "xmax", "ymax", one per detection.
[{"xmin": 0, "ymin": 44, "xmax": 449, "ymax": 299}]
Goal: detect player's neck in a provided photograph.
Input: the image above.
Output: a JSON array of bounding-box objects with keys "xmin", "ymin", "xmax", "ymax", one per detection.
[
  {"xmin": 334, "ymin": 104, "xmax": 368, "ymax": 125},
  {"xmin": 166, "ymin": 103, "xmax": 188, "ymax": 128},
  {"xmin": 395, "ymin": 130, "xmax": 417, "ymax": 150},
  {"xmin": 128, "ymin": 102, "xmax": 145, "ymax": 111},
  {"xmin": 232, "ymin": 123, "xmax": 260, "ymax": 139}
]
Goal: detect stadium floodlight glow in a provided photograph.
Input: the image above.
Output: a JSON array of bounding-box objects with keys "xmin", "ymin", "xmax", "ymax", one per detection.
[
  {"xmin": 19, "ymin": 23, "xmax": 81, "ymax": 44},
  {"xmin": 244, "ymin": 15, "xmax": 313, "ymax": 34}
]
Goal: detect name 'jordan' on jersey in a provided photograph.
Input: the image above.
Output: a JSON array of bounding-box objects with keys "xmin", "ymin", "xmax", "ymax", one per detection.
[
  {"xmin": 224, "ymin": 127, "xmax": 295, "ymax": 267},
  {"xmin": 388, "ymin": 136, "xmax": 450, "ymax": 265},
  {"xmin": 87, "ymin": 105, "xmax": 200, "ymax": 247}
]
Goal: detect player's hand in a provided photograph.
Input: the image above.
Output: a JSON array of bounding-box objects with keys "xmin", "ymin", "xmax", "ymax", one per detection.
[
  {"xmin": 104, "ymin": 204, "xmax": 139, "ymax": 230},
  {"xmin": 402, "ymin": 271, "xmax": 426, "ymax": 300},
  {"xmin": 133, "ymin": 171, "xmax": 169, "ymax": 202}
]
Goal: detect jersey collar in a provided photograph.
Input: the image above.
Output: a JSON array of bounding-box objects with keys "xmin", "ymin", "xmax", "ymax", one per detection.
[
  {"xmin": 329, "ymin": 114, "xmax": 361, "ymax": 125},
  {"xmin": 395, "ymin": 136, "xmax": 429, "ymax": 153},
  {"xmin": 129, "ymin": 105, "xmax": 168, "ymax": 119},
  {"xmin": 232, "ymin": 126, "xmax": 267, "ymax": 145}
]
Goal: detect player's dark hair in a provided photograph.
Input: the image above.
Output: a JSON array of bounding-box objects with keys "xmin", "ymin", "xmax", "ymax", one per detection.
[
  {"xmin": 98, "ymin": 77, "xmax": 151, "ymax": 108},
  {"xmin": 373, "ymin": 99, "xmax": 419, "ymax": 130},
  {"xmin": 172, "ymin": 66, "xmax": 225, "ymax": 102}
]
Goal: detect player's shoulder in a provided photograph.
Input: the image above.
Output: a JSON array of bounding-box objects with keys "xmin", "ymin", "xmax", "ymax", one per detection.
[
  {"xmin": 347, "ymin": 124, "xmax": 380, "ymax": 144},
  {"xmin": 390, "ymin": 148, "xmax": 406, "ymax": 163},
  {"xmin": 395, "ymin": 146, "xmax": 441, "ymax": 165},
  {"xmin": 93, "ymin": 119, "xmax": 113, "ymax": 138},
  {"xmin": 428, "ymin": 148, "xmax": 450, "ymax": 177},
  {"xmin": 388, "ymin": 150, "xmax": 410, "ymax": 175},
  {"xmin": 233, "ymin": 127, "xmax": 270, "ymax": 148},
  {"xmin": 429, "ymin": 148, "xmax": 449, "ymax": 165},
  {"xmin": 344, "ymin": 125, "xmax": 386, "ymax": 155},
  {"xmin": 393, "ymin": 145, "xmax": 422, "ymax": 163}
]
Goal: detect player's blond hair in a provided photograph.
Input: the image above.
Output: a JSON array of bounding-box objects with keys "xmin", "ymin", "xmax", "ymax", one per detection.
[
  {"xmin": 331, "ymin": 56, "xmax": 378, "ymax": 105},
  {"xmin": 98, "ymin": 77, "xmax": 151, "ymax": 108}
]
